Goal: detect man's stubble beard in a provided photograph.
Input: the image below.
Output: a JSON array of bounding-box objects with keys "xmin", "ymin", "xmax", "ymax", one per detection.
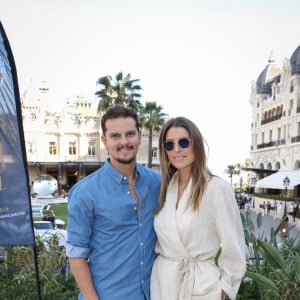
[
  {"xmin": 115, "ymin": 156, "xmax": 136, "ymax": 164},
  {"xmin": 114, "ymin": 145, "xmax": 137, "ymax": 165}
]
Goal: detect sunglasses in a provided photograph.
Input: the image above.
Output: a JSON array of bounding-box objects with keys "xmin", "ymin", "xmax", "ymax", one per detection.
[{"xmin": 163, "ymin": 138, "xmax": 192, "ymax": 151}]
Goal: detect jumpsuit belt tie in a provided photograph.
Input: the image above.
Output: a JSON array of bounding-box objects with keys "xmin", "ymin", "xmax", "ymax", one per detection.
[{"xmin": 160, "ymin": 255, "xmax": 213, "ymax": 300}]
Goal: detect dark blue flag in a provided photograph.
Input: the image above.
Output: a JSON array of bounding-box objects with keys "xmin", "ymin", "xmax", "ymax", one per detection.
[{"xmin": 0, "ymin": 21, "xmax": 35, "ymax": 245}]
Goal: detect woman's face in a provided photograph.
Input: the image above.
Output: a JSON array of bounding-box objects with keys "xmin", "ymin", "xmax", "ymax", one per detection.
[{"xmin": 164, "ymin": 126, "xmax": 195, "ymax": 172}]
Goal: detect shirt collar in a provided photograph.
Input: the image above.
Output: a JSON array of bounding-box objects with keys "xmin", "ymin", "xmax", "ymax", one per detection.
[{"xmin": 104, "ymin": 158, "xmax": 140, "ymax": 184}]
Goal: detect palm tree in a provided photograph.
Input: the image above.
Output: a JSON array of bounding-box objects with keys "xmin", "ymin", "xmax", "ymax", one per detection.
[
  {"xmin": 139, "ymin": 101, "xmax": 167, "ymax": 168},
  {"xmin": 95, "ymin": 75, "xmax": 114, "ymax": 113},
  {"xmin": 224, "ymin": 164, "xmax": 239, "ymax": 188},
  {"xmin": 95, "ymin": 72, "xmax": 142, "ymax": 114},
  {"xmin": 114, "ymin": 72, "xmax": 142, "ymax": 110}
]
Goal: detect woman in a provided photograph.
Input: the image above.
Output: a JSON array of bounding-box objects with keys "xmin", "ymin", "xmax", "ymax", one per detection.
[{"xmin": 150, "ymin": 117, "xmax": 246, "ymax": 300}]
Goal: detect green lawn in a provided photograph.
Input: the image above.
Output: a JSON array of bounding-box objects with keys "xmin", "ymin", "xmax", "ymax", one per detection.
[{"xmin": 33, "ymin": 203, "xmax": 68, "ymax": 226}]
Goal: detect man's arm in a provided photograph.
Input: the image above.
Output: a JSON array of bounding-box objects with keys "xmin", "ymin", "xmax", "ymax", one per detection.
[{"xmin": 69, "ymin": 257, "xmax": 99, "ymax": 300}]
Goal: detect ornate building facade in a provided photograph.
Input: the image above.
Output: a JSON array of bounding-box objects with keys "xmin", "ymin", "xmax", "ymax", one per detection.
[
  {"xmin": 249, "ymin": 45, "xmax": 300, "ymax": 196},
  {"xmin": 21, "ymin": 80, "xmax": 159, "ymax": 193}
]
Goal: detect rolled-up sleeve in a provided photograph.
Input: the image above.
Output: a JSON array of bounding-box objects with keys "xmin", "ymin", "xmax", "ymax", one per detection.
[
  {"xmin": 66, "ymin": 243, "xmax": 90, "ymax": 258},
  {"xmin": 66, "ymin": 183, "xmax": 93, "ymax": 258}
]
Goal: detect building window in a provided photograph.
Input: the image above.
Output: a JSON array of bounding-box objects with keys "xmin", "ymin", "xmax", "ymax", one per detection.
[
  {"xmin": 69, "ymin": 141, "xmax": 76, "ymax": 155},
  {"xmin": 88, "ymin": 140, "xmax": 96, "ymax": 156},
  {"xmin": 30, "ymin": 113, "xmax": 36, "ymax": 121},
  {"xmin": 269, "ymin": 130, "xmax": 272, "ymax": 142},
  {"xmin": 26, "ymin": 140, "xmax": 37, "ymax": 154},
  {"xmin": 272, "ymin": 86, "xmax": 276, "ymax": 100},
  {"xmin": 277, "ymin": 85, "xmax": 280, "ymax": 94},
  {"xmin": 290, "ymin": 80, "xmax": 294, "ymax": 93},
  {"xmin": 49, "ymin": 142, "xmax": 57, "ymax": 155},
  {"xmin": 277, "ymin": 127, "xmax": 281, "ymax": 140}
]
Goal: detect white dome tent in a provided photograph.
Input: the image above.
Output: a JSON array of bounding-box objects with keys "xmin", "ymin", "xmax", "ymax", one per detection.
[{"xmin": 255, "ymin": 170, "xmax": 300, "ymax": 190}]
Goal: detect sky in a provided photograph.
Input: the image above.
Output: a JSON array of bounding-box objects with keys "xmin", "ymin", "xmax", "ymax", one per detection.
[{"xmin": 1, "ymin": 0, "xmax": 300, "ymax": 183}]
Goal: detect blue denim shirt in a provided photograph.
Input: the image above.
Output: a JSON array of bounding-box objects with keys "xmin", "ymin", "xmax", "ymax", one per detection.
[{"xmin": 66, "ymin": 159, "xmax": 161, "ymax": 300}]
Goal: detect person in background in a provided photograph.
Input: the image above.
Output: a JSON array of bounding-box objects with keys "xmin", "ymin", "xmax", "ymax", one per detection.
[
  {"xmin": 150, "ymin": 117, "xmax": 246, "ymax": 300},
  {"xmin": 267, "ymin": 200, "xmax": 271, "ymax": 215},
  {"xmin": 273, "ymin": 200, "xmax": 278, "ymax": 215},
  {"xmin": 245, "ymin": 201, "xmax": 251, "ymax": 213},
  {"xmin": 279, "ymin": 215, "xmax": 289, "ymax": 238},
  {"xmin": 288, "ymin": 202, "xmax": 295, "ymax": 216},
  {"xmin": 292, "ymin": 203, "xmax": 299, "ymax": 222},
  {"xmin": 52, "ymin": 219, "xmax": 67, "ymax": 249},
  {"xmin": 42, "ymin": 211, "xmax": 55, "ymax": 227},
  {"xmin": 66, "ymin": 105, "xmax": 161, "ymax": 300}
]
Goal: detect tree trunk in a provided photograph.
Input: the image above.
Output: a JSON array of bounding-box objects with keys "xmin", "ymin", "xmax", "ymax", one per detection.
[{"xmin": 148, "ymin": 127, "xmax": 153, "ymax": 168}]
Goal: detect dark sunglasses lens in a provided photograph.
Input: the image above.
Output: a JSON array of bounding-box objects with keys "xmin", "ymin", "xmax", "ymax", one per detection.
[
  {"xmin": 163, "ymin": 141, "xmax": 174, "ymax": 151},
  {"xmin": 178, "ymin": 138, "xmax": 190, "ymax": 148}
]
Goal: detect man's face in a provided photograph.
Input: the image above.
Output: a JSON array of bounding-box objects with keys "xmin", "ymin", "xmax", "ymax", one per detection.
[{"xmin": 101, "ymin": 117, "xmax": 141, "ymax": 165}]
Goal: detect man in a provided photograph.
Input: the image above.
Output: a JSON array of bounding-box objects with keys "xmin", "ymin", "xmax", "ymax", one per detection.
[
  {"xmin": 273, "ymin": 200, "xmax": 278, "ymax": 215},
  {"xmin": 66, "ymin": 105, "xmax": 161, "ymax": 300},
  {"xmin": 52, "ymin": 219, "xmax": 68, "ymax": 249},
  {"xmin": 292, "ymin": 203, "xmax": 299, "ymax": 222}
]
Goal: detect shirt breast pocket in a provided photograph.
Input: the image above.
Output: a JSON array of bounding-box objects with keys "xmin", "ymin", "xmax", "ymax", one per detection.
[{"xmin": 94, "ymin": 203, "xmax": 138, "ymax": 244}]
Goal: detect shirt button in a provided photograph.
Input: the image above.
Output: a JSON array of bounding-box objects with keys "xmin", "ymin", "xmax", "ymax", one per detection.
[
  {"xmin": 140, "ymin": 242, "xmax": 144, "ymax": 246},
  {"xmin": 140, "ymin": 261, "xmax": 144, "ymax": 265},
  {"xmin": 124, "ymin": 176, "xmax": 127, "ymax": 180},
  {"xmin": 141, "ymin": 280, "xmax": 144, "ymax": 284},
  {"xmin": 139, "ymin": 223, "xmax": 142, "ymax": 226},
  {"xmin": 127, "ymin": 191, "xmax": 130, "ymax": 194},
  {"xmin": 134, "ymin": 206, "xmax": 137, "ymax": 210}
]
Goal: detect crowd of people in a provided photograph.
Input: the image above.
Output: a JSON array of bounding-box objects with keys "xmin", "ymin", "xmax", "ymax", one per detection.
[
  {"xmin": 259, "ymin": 200, "xmax": 299, "ymax": 222},
  {"xmin": 236, "ymin": 193, "xmax": 251, "ymax": 209}
]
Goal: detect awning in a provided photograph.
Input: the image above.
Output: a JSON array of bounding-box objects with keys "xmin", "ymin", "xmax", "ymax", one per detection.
[{"xmin": 255, "ymin": 170, "xmax": 300, "ymax": 190}]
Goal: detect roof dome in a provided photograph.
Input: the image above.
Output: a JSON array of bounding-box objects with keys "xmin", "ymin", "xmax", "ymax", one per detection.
[
  {"xmin": 290, "ymin": 44, "xmax": 300, "ymax": 75},
  {"xmin": 256, "ymin": 52, "xmax": 281, "ymax": 94}
]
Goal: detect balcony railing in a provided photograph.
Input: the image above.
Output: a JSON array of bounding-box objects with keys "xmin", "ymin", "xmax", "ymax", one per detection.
[
  {"xmin": 257, "ymin": 139, "xmax": 286, "ymax": 149},
  {"xmin": 261, "ymin": 114, "xmax": 282, "ymax": 125},
  {"xmin": 275, "ymin": 139, "xmax": 286, "ymax": 146},
  {"xmin": 291, "ymin": 135, "xmax": 300, "ymax": 143}
]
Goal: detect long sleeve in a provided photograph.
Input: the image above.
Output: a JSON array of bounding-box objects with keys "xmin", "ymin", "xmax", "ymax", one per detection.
[{"xmin": 213, "ymin": 178, "xmax": 246, "ymax": 299}]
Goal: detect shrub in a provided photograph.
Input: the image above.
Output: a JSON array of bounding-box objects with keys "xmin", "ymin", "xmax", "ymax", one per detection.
[
  {"xmin": 239, "ymin": 211, "xmax": 300, "ymax": 299},
  {"xmin": 0, "ymin": 242, "xmax": 79, "ymax": 299}
]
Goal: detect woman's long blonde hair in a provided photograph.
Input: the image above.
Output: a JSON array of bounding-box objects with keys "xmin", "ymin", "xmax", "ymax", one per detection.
[{"xmin": 156, "ymin": 117, "xmax": 213, "ymax": 213}]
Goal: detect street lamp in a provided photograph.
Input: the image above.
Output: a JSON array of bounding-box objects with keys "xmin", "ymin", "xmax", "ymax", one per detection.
[
  {"xmin": 283, "ymin": 176, "xmax": 290, "ymax": 217},
  {"xmin": 251, "ymin": 176, "xmax": 257, "ymax": 208}
]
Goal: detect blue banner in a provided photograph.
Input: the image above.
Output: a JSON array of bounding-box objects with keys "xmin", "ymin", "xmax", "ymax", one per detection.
[{"xmin": 0, "ymin": 21, "xmax": 35, "ymax": 245}]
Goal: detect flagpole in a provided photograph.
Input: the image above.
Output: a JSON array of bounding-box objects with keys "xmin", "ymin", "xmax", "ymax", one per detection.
[{"xmin": 0, "ymin": 21, "xmax": 42, "ymax": 300}]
